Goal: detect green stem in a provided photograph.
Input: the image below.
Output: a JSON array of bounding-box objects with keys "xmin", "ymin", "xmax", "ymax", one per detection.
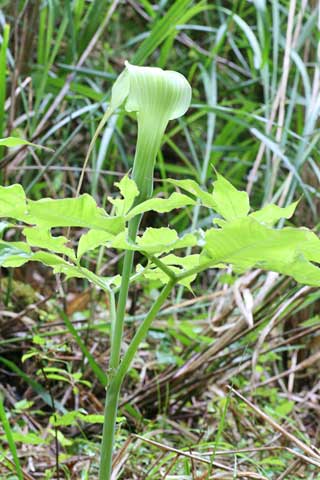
[
  {"xmin": 98, "ymin": 376, "xmax": 121, "ymax": 480},
  {"xmin": 99, "ymin": 114, "xmax": 165, "ymax": 480},
  {"xmin": 116, "ymin": 280, "xmax": 175, "ymax": 385},
  {"xmin": 109, "ymin": 215, "xmax": 141, "ymax": 372},
  {"xmin": 98, "ymin": 260, "xmax": 214, "ymax": 479},
  {"xmin": 98, "ymin": 216, "xmax": 139, "ymax": 480},
  {"xmin": 147, "ymin": 254, "xmax": 177, "ymax": 281},
  {"xmin": 99, "ymin": 101, "xmax": 169, "ymax": 480},
  {"xmin": 99, "ymin": 280, "xmax": 175, "ymax": 480},
  {"xmin": 177, "ymin": 259, "xmax": 215, "ymax": 282},
  {"xmin": 108, "ymin": 112, "xmax": 166, "ymax": 371},
  {"xmin": 132, "ymin": 113, "xmax": 166, "ymax": 203}
]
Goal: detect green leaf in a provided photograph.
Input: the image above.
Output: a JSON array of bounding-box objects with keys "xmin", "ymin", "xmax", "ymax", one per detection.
[
  {"xmin": 250, "ymin": 127, "xmax": 313, "ymax": 209},
  {"xmin": 221, "ymin": 10, "xmax": 262, "ymax": 69},
  {"xmin": 0, "ymin": 184, "xmax": 27, "ymax": 220},
  {"xmin": 22, "ymin": 352, "xmax": 38, "ymax": 363},
  {"xmin": 26, "ymin": 194, "xmax": 125, "ymax": 233},
  {"xmin": 167, "ymin": 178, "xmax": 216, "ymax": 208},
  {"xmin": 51, "ymin": 410, "xmax": 105, "ymax": 427},
  {"xmin": 32, "ymin": 335, "xmax": 46, "ymax": 345},
  {"xmin": 204, "ymin": 217, "xmax": 320, "ymax": 286},
  {"xmin": 127, "ymin": 192, "xmax": 195, "ymax": 219},
  {"xmin": 0, "ymin": 136, "xmax": 52, "ymax": 151},
  {"xmin": 156, "ymin": 350, "xmax": 179, "ymax": 365},
  {"xmin": 250, "ymin": 201, "xmax": 298, "ymax": 226},
  {"xmin": 81, "ymin": 414, "xmax": 104, "ymax": 424},
  {"xmin": 109, "ymin": 174, "xmax": 139, "ymax": 216},
  {"xmin": 301, "ymin": 315, "xmax": 320, "ymax": 327},
  {"xmin": 52, "ymin": 261, "xmax": 120, "ymax": 291},
  {"xmin": 137, "ymin": 228, "xmax": 197, "ymax": 254},
  {"xmin": 0, "ymin": 241, "xmax": 31, "ymax": 267},
  {"xmin": 46, "ymin": 373, "xmax": 71, "ymax": 382},
  {"xmin": 0, "ymin": 241, "xmax": 86, "ymax": 278},
  {"xmin": 32, "ymin": 251, "xmax": 70, "ymax": 268},
  {"xmin": 23, "ymin": 227, "xmax": 75, "ymax": 261},
  {"xmin": 50, "ymin": 410, "xmax": 80, "ymax": 427},
  {"xmin": 77, "ymin": 229, "xmax": 115, "ymax": 259},
  {"xmin": 112, "ymin": 227, "xmax": 197, "ymax": 255},
  {"xmin": 211, "ymin": 173, "xmax": 250, "ymax": 220},
  {"xmin": 13, "ymin": 399, "xmax": 34, "ymax": 412},
  {"xmin": 274, "ymin": 400, "xmax": 294, "ymax": 417},
  {"xmin": 259, "ymin": 457, "xmax": 285, "ymax": 467},
  {"xmin": 0, "ymin": 136, "xmax": 33, "ymax": 147},
  {"xmin": 55, "ymin": 430, "xmax": 72, "ymax": 447}
]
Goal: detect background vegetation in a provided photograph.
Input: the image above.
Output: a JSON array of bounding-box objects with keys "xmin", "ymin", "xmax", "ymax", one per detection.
[{"xmin": 0, "ymin": 0, "xmax": 320, "ymax": 478}]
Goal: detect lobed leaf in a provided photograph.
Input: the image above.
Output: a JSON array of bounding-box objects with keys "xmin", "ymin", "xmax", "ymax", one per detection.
[
  {"xmin": 26, "ymin": 195, "xmax": 124, "ymax": 233},
  {"xmin": 0, "ymin": 185, "xmax": 124, "ymax": 235},
  {"xmin": 52, "ymin": 262, "xmax": 121, "ymax": 291},
  {"xmin": 0, "ymin": 184, "xmax": 27, "ymax": 220},
  {"xmin": 0, "ymin": 241, "xmax": 31, "ymax": 267},
  {"xmin": 250, "ymin": 201, "xmax": 298, "ymax": 226},
  {"xmin": 32, "ymin": 251, "xmax": 71, "ymax": 268},
  {"xmin": 211, "ymin": 173, "xmax": 250, "ymax": 220},
  {"xmin": 23, "ymin": 227, "xmax": 75, "ymax": 261},
  {"xmin": 51, "ymin": 410, "xmax": 104, "ymax": 427},
  {"xmin": 4, "ymin": 432, "xmax": 45, "ymax": 446},
  {"xmin": 112, "ymin": 227, "xmax": 197, "ymax": 255},
  {"xmin": 167, "ymin": 178, "xmax": 216, "ymax": 208},
  {"xmin": 0, "ymin": 239, "xmax": 75, "ymax": 270},
  {"xmin": 127, "ymin": 192, "xmax": 196, "ymax": 219},
  {"xmin": 169, "ymin": 174, "xmax": 250, "ymax": 221},
  {"xmin": 77, "ymin": 229, "xmax": 115, "ymax": 259},
  {"xmin": 108, "ymin": 174, "xmax": 139, "ymax": 216},
  {"xmin": 204, "ymin": 217, "xmax": 320, "ymax": 286}
]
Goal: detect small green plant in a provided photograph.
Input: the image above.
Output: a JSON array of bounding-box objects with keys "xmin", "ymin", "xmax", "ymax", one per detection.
[{"xmin": 1, "ymin": 63, "xmax": 320, "ymax": 479}]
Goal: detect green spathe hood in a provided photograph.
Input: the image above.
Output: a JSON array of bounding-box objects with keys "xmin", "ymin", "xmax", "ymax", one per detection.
[
  {"xmin": 111, "ymin": 61, "xmax": 192, "ymax": 121},
  {"xmin": 111, "ymin": 62, "xmax": 192, "ymax": 202}
]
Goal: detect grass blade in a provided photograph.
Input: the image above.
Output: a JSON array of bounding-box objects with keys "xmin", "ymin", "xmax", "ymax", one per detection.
[
  {"xmin": 0, "ymin": 393, "xmax": 23, "ymax": 480},
  {"xmin": 132, "ymin": 0, "xmax": 194, "ymax": 65},
  {"xmin": 0, "ymin": 23, "xmax": 10, "ymax": 157}
]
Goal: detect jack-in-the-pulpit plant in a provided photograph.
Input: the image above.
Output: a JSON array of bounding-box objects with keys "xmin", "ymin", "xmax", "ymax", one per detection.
[
  {"xmin": 99, "ymin": 62, "xmax": 191, "ymax": 479},
  {"xmin": 1, "ymin": 63, "xmax": 320, "ymax": 479}
]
